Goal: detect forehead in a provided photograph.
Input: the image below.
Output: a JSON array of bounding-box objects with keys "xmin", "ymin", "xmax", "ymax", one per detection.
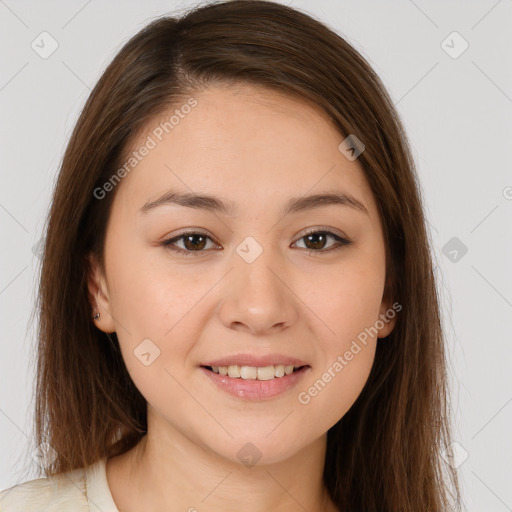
[{"xmin": 112, "ymin": 83, "xmax": 376, "ymax": 220}]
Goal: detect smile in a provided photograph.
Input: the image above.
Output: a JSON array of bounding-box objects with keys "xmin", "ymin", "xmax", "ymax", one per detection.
[{"xmin": 200, "ymin": 358, "xmax": 310, "ymax": 400}]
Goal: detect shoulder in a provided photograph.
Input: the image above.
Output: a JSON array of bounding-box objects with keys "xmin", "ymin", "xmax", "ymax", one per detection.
[{"xmin": 0, "ymin": 466, "xmax": 88, "ymax": 512}]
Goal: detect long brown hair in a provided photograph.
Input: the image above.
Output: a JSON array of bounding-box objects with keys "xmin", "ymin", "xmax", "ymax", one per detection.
[{"xmin": 34, "ymin": 1, "xmax": 462, "ymax": 510}]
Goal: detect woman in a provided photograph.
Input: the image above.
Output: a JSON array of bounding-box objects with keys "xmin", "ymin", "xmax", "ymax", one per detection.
[{"xmin": 0, "ymin": 1, "xmax": 462, "ymax": 510}]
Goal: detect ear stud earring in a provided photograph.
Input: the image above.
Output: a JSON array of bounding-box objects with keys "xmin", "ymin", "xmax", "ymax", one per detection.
[{"xmin": 93, "ymin": 313, "xmax": 100, "ymax": 320}]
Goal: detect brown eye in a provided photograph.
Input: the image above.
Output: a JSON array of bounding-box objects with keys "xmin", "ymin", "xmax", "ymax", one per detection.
[
  {"xmin": 181, "ymin": 233, "xmax": 208, "ymax": 251},
  {"xmin": 162, "ymin": 231, "xmax": 219, "ymax": 256},
  {"xmin": 293, "ymin": 230, "xmax": 352, "ymax": 253},
  {"xmin": 303, "ymin": 232, "xmax": 329, "ymax": 250}
]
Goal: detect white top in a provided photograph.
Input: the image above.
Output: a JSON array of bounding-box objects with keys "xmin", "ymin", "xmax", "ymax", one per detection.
[{"xmin": 0, "ymin": 457, "xmax": 119, "ymax": 511}]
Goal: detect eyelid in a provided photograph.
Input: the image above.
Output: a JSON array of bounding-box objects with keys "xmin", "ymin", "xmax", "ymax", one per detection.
[
  {"xmin": 295, "ymin": 225, "xmax": 349, "ymax": 241},
  {"xmin": 164, "ymin": 227, "xmax": 213, "ymax": 239}
]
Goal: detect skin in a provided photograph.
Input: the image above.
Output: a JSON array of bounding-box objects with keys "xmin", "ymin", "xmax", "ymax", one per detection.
[{"xmin": 88, "ymin": 83, "xmax": 396, "ymax": 512}]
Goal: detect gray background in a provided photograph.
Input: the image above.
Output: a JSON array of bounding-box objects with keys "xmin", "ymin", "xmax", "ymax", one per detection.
[{"xmin": 1, "ymin": 0, "xmax": 511, "ymax": 510}]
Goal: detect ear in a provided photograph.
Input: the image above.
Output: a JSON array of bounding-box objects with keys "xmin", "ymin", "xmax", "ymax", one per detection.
[
  {"xmin": 86, "ymin": 253, "xmax": 116, "ymax": 333},
  {"xmin": 376, "ymin": 278, "xmax": 398, "ymax": 339}
]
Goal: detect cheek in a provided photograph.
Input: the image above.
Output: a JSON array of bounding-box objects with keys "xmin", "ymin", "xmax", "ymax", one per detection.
[
  {"xmin": 110, "ymin": 272, "xmax": 205, "ymax": 387},
  {"xmin": 294, "ymin": 258, "xmax": 383, "ymax": 428},
  {"xmin": 104, "ymin": 241, "xmax": 209, "ymax": 397},
  {"xmin": 105, "ymin": 236, "xmax": 207, "ymax": 338},
  {"xmin": 305, "ymin": 254, "xmax": 385, "ymax": 345}
]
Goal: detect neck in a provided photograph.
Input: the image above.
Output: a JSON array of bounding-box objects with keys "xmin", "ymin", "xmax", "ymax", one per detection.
[{"xmin": 107, "ymin": 416, "xmax": 337, "ymax": 512}]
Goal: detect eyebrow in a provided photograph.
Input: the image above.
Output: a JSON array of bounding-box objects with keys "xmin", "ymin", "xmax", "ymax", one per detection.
[{"xmin": 139, "ymin": 190, "xmax": 368, "ymax": 216}]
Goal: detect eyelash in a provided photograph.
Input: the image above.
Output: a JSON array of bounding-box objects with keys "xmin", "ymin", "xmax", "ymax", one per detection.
[{"xmin": 160, "ymin": 228, "xmax": 352, "ymax": 257}]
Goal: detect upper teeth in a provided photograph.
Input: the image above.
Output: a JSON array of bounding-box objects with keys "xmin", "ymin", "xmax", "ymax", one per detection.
[{"xmin": 211, "ymin": 364, "xmax": 298, "ymax": 380}]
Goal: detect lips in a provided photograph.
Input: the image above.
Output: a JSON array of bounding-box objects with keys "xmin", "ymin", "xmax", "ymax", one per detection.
[
  {"xmin": 199, "ymin": 353, "xmax": 310, "ymax": 400},
  {"xmin": 200, "ymin": 365, "xmax": 310, "ymax": 400}
]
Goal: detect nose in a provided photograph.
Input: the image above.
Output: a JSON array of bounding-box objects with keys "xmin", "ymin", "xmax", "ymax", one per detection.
[{"xmin": 217, "ymin": 243, "xmax": 298, "ymax": 336}]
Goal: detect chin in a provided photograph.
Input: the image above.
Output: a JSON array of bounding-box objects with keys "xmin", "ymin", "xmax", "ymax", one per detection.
[{"xmin": 199, "ymin": 427, "xmax": 316, "ymax": 468}]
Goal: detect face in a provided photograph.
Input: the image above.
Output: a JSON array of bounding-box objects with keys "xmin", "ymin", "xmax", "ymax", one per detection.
[{"xmin": 88, "ymin": 83, "xmax": 396, "ymax": 465}]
